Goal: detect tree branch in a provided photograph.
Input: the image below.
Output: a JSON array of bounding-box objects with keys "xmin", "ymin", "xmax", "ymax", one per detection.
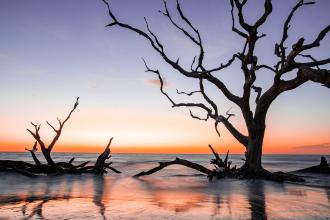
[
  {"xmin": 276, "ymin": 0, "xmax": 315, "ymax": 66},
  {"xmin": 25, "ymin": 141, "xmax": 41, "ymax": 165},
  {"xmin": 296, "ymin": 58, "xmax": 330, "ymax": 69},
  {"xmin": 134, "ymin": 157, "xmax": 212, "ymax": 177},
  {"xmin": 160, "ymin": 0, "xmax": 199, "ymax": 46},
  {"xmin": 251, "ymin": 85, "xmax": 262, "ymax": 103},
  {"xmin": 298, "ymin": 54, "xmax": 321, "ymax": 70},
  {"xmin": 46, "ymin": 121, "xmax": 58, "ymax": 133},
  {"xmin": 176, "ymin": 89, "xmax": 200, "ymax": 96},
  {"xmin": 189, "ymin": 110, "xmax": 209, "ymax": 121},
  {"xmin": 254, "ymin": 0, "xmax": 272, "ymax": 28},
  {"xmin": 199, "ymin": 77, "xmax": 218, "ymax": 116},
  {"xmin": 26, "ymin": 98, "xmax": 79, "ymax": 165},
  {"xmin": 232, "ymin": 0, "xmax": 253, "ymax": 32},
  {"xmin": 102, "ymin": 0, "xmax": 242, "ymax": 108},
  {"xmin": 214, "ymin": 107, "xmax": 248, "ymax": 146},
  {"xmin": 143, "ymin": 59, "xmax": 214, "ymax": 117},
  {"xmin": 256, "ymin": 64, "xmax": 276, "ymax": 73},
  {"xmin": 256, "ymin": 66, "xmax": 330, "ymax": 120},
  {"xmin": 27, "ymin": 123, "xmax": 47, "ymax": 156},
  {"xmin": 301, "ymin": 24, "xmax": 330, "ymax": 51},
  {"xmin": 47, "ymin": 97, "xmax": 79, "ymax": 153},
  {"xmin": 275, "ymin": 67, "xmax": 330, "ymax": 95},
  {"xmin": 229, "ymin": 0, "xmax": 248, "ymax": 38}
]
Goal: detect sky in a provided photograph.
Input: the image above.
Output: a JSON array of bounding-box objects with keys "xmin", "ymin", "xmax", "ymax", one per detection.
[{"xmin": 0, "ymin": 0, "xmax": 329, "ymax": 154}]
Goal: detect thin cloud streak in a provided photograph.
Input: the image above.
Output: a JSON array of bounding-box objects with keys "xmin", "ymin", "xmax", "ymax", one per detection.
[
  {"xmin": 293, "ymin": 142, "xmax": 330, "ymax": 150},
  {"xmin": 146, "ymin": 77, "xmax": 169, "ymax": 87}
]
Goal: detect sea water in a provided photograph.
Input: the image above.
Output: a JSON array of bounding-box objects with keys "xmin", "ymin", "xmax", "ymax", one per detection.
[{"xmin": 0, "ymin": 153, "xmax": 329, "ymax": 219}]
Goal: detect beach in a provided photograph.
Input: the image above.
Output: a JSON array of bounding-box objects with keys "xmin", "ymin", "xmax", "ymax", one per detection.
[{"xmin": 0, "ymin": 153, "xmax": 329, "ymax": 219}]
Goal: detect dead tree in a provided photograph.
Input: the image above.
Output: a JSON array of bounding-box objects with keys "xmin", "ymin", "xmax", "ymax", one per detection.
[
  {"xmin": 102, "ymin": 0, "xmax": 330, "ymax": 178},
  {"xmin": 0, "ymin": 98, "xmax": 121, "ymax": 176},
  {"xmin": 26, "ymin": 97, "xmax": 79, "ymax": 166},
  {"xmin": 134, "ymin": 144, "xmax": 303, "ymax": 182}
]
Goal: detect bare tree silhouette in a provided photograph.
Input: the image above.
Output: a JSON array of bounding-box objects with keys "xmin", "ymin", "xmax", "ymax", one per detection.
[
  {"xmin": 0, "ymin": 98, "xmax": 121, "ymax": 176},
  {"xmin": 102, "ymin": 0, "xmax": 330, "ymax": 179}
]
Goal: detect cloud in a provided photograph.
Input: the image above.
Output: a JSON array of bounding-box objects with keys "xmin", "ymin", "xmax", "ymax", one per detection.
[
  {"xmin": 146, "ymin": 77, "xmax": 169, "ymax": 87},
  {"xmin": 293, "ymin": 142, "xmax": 330, "ymax": 150}
]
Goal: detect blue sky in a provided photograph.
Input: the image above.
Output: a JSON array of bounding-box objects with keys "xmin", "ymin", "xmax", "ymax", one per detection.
[{"xmin": 0, "ymin": 0, "xmax": 329, "ymax": 153}]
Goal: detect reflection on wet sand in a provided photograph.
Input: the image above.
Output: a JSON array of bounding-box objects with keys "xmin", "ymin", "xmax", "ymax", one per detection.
[
  {"xmin": 136, "ymin": 178, "xmax": 208, "ymax": 213},
  {"xmin": 93, "ymin": 176, "xmax": 106, "ymax": 219},
  {"xmin": 0, "ymin": 174, "xmax": 329, "ymax": 219},
  {"xmin": 0, "ymin": 175, "xmax": 111, "ymax": 219},
  {"xmin": 247, "ymin": 180, "xmax": 267, "ymax": 220},
  {"xmin": 0, "ymin": 176, "xmax": 82, "ymax": 219},
  {"xmin": 92, "ymin": 175, "xmax": 116, "ymax": 220}
]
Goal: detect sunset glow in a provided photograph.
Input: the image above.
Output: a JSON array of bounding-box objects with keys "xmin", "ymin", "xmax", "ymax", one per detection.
[
  {"xmin": 1, "ymin": 106, "xmax": 329, "ymax": 154},
  {"xmin": 0, "ymin": 0, "xmax": 329, "ymax": 155}
]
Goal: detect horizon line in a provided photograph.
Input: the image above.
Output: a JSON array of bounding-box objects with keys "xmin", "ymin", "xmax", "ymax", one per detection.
[{"xmin": 0, "ymin": 150, "xmax": 329, "ymax": 156}]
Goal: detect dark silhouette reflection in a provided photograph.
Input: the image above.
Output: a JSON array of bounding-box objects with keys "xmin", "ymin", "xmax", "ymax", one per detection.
[
  {"xmin": 1, "ymin": 173, "xmax": 330, "ymax": 219},
  {"xmin": 0, "ymin": 173, "xmax": 117, "ymax": 220},
  {"xmin": 125, "ymin": 177, "xmax": 329, "ymax": 219},
  {"xmin": 211, "ymin": 192, "xmax": 221, "ymax": 217},
  {"xmin": 207, "ymin": 180, "xmax": 234, "ymax": 218},
  {"xmin": 22, "ymin": 175, "xmax": 77, "ymax": 219},
  {"xmin": 0, "ymin": 174, "xmax": 88, "ymax": 219},
  {"xmin": 92, "ymin": 175, "xmax": 106, "ymax": 220},
  {"xmin": 137, "ymin": 177, "xmax": 269, "ymax": 219},
  {"xmin": 247, "ymin": 180, "xmax": 267, "ymax": 220},
  {"xmin": 92, "ymin": 175, "xmax": 118, "ymax": 219}
]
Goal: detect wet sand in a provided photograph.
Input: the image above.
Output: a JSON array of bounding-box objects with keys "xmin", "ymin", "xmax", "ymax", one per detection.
[{"xmin": 1, "ymin": 172, "xmax": 330, "ymax": 219}]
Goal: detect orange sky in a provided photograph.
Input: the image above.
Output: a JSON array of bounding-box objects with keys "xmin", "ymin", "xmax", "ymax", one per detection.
[{"xmin": 1, "ymin": 107, "xmax": 329, "ymax": 154}]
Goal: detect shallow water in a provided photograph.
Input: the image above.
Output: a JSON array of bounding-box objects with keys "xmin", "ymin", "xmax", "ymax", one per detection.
[{"xmin": 0, "ymin": 153, "xmax": 329, "ymax": 219}]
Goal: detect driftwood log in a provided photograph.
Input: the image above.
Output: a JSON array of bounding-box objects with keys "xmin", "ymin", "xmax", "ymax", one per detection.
[
  {"xmin": 0, "ymin": 98, "xmax": 121, "ymax": 177},
  {"xmin": 134, "ymin": 157, "xmax": 212, "ymax": 177}
]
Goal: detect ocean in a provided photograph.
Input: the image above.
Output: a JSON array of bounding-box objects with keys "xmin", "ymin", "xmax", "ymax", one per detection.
[{"xmin": 0, "ymin": 153, "xmax": 329, "ymax": 219}]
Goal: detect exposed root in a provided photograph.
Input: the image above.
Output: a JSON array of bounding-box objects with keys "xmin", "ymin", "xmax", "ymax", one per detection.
[
  {"xmin": 235, "ymin": 168, "xmax": 304, "ymax": 182},
  {"xmin": 270, "ymin": 171, "xmax": 305, "ymax": 182},
  {"xmin": 295, "ymin": 156, "xmax": 330, "ymax": 174},
  {"xmin": 134, "ymin": 145, "xmax": 305, "ymax": 182}
]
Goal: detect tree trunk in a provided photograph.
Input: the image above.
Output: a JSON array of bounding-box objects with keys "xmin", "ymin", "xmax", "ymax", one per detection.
[
  {"xmin": 41, "ymin": 149, "xmax": 56, "ymax": 166},
  {"xmin": 243, "ymin": 122, "xmax": 266, "ymax": 173}
]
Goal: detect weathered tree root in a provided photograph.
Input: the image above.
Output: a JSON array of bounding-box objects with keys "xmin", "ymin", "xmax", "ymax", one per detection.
[
  {"xmin": 134, "ymin": 145, "xmax": 305, "ymax": 182},
  {"xmin": 0, "ymin": 98, "xmax": 121, "ymax": 177},
  {"xmin": 233, "ymin": 168, "xmax": 304, "ymax": 182},
  {"xmin": 295, "ymin": 156, "xmax": 330, "ymax": 174},
  {"xmin": 0, "ymin": 138, "xmax": 121, "ymax": 177}
]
